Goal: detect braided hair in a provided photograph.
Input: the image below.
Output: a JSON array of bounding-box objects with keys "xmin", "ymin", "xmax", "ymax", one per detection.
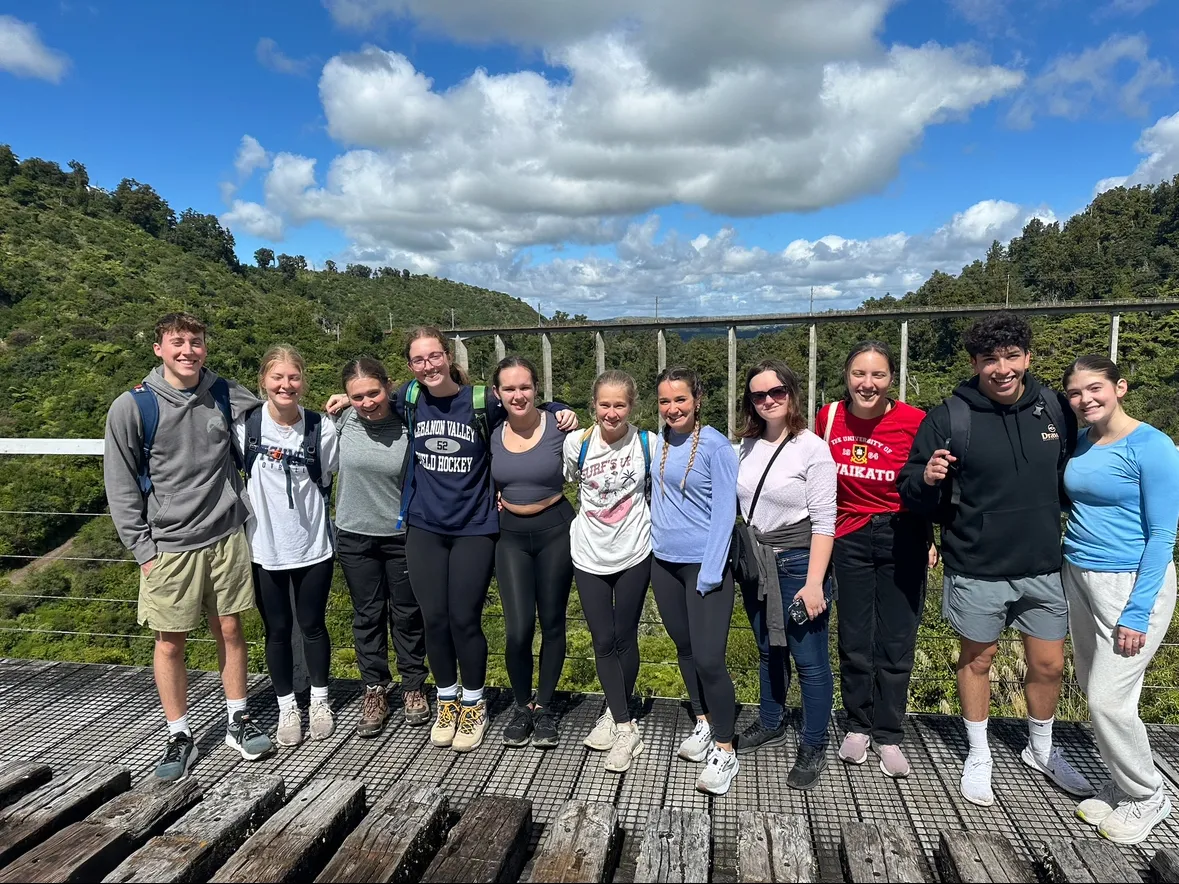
[{"xmin": 655, "ymin": 366, "xmax": 704, "ymax": 493}]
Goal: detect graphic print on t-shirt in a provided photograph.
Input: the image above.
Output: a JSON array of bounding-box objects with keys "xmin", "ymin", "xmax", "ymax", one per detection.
[
  {"xmin": 581, "ymin": 450, "xmax": 639, "ymax": 525},
  {"xmin": 414, "ymin": 418, "xmax": 477, "ymax": 475},
  {"xmin": 830, "ymin": 431, "xmax": 898, "ymax": 483}
]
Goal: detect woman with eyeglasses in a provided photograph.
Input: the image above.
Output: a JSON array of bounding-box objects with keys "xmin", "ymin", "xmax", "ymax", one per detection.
[
  {"xmin": 735, "ymin": 359, "xmax": 837, "ymax": 792},
  {"xmin": 817, "ymin": 342, "xmax": 931, "ymax": 780},
  {"xmin": 326, "ymin": 327, "xmax": 577, "ymax": 754}
]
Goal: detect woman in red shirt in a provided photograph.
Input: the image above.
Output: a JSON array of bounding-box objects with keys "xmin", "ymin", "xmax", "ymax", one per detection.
[{"xmin": 817, "ymin": 341, "xmax": 935, "ymax": 778}]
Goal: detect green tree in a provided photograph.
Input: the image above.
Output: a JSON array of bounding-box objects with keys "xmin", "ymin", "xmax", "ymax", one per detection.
[
  {"xmin": 345, "ymin": 263, "xmax": 373, "ymax": 279},
  {"xmin": 0, "ymin": 144, "xmax": 17, "ymax": 185},
  {"xmin": 254, "ymin": 248, "xmax": 274, "ymax": 269},
  {"xmin": 276, "ymin": 253, "xmax": 299, "ymax": 281},
  {"xmin": 324, "ymin": 260, "xmax": 337, "ymax": 273},
  {"xmin": 169, "ymin": 210, "xmax": 239, "ymax": 270},
  {"xmin": 112, "ymin": 178, "xmax": 174, "ymax": 238}
]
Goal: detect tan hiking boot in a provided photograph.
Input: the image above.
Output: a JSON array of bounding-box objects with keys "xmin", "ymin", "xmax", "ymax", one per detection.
[
  {"xmin": 431, "ymin": 698, "xmax": 461, "ymax": 747},
  {"xmin": 357, "ymin": 684, "xmax": 389, "ymax": 738},
  {"xmin": 451, "ymin": 700, "xmax": 488, "ymax": 753},
  {"xmin": 403, "ymin": 689, "xmax": 430, "ymax": 726}
]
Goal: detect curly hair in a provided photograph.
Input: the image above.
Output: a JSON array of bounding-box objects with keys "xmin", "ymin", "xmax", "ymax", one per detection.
[{"xmin": 963, "ymin": 311, "xmax": 1032, "ymax": 358}]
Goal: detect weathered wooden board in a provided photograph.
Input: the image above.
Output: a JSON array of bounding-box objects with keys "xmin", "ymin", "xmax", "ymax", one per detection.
[
  {"xmin": 315, "ymin": 781, "xmax": 447, "ymax": 884},
  {"xmin": 0, "ymin": 764, "xmax": 131, "ymax": 867},
  {"xmin": 937, "ymin": 830, "xmax": 1035, "ymax": 884},
  {"xmin": 1152, "ymin": 847, "xmax": 1179, "ymax": 884},
  {"xmin": 527, "ymin": 800, "xmax": 618, "ymax": 884},
  {"xmin": 633, "ymin": 807, "xmax": 711, "ymax": 884},
  {"xmin": 738, "ymin": 811, "xmax": 815, "ymax": 883},
  {"xmin": 0, "ymin": 761, "xmax": 52, "ymax": 809},
  {"xmin": 0, "ymin": 776, "xmax": 201, "ymax": 883},
  {"xmin": 422, "ymin": 795, "xmax": 532, "ymax": 884},
  {"xmin": 840, "ymin": 821, "xmax": 922, "ymax": 883},
  {"xmin": 103, "ymin": 773, "xmax": 285, "ymax": 884},
  {"xmin": 1040, "ymin": 838, "xmax": 1140, "ymax": 884},
  {"xmin": 210, "ymin": 778, "xmax": 365, "ymax": 883}
]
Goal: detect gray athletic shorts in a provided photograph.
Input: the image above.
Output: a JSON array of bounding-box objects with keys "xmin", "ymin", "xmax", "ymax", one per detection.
[{"xmin": 942, "ymin": 571, "xmax": 1068, "ymax": 643}]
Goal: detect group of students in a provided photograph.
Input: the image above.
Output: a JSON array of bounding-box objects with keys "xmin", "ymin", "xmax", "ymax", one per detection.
[{"xmin": 104, "ymin": 310, "xmax": 1178, "ymax": 844}]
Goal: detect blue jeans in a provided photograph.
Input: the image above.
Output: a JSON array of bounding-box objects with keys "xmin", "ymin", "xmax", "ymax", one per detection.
[{"xmin": 740, "ymin": 548, "xmax": 833, "ymax": 748}]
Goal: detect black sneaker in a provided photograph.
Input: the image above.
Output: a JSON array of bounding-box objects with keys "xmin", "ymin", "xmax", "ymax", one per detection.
[
  {"xmin": 735, "ymin": 719, "xmax": 789, "ymax": 755},
  {"xmin": 155, "ymin": 732, "xmax": 198, "ymax": 781},
  {"xmin": 787, "ymin": 743, "xmax": 828, "ymax": 791},
  {"xmin": 502, "ymin": 704, "xmax": 533, "ymax": 747},
  {"xmin": 531, "ymin": 707, "xmax": 559, "ymax": 749}
]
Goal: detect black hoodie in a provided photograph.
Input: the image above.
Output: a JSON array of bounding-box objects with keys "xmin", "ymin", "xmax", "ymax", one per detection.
[{"xmin": 897, "ymin": 374, "xmax": 1075, "ymax": 579}]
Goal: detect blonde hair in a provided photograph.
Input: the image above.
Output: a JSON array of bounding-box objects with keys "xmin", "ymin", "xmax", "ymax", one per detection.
[
  {"xmin": 656, "ymin": 367, "xmax": 703, "ymax": 493},
  {"xmin": 257, "ymin": 345, "xmax": 306, "ymax": 399},
  {"xmin": 591, "ymin": 370, "xmax": 638, "ymax": 418}
]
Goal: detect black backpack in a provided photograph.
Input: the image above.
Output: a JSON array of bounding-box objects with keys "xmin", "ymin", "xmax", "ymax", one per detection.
[{"xmin": 242, "ymin": 405, "xmax": 330, "ymax": 507}]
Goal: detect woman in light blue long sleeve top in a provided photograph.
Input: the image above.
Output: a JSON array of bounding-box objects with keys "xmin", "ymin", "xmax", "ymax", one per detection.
[
  {"xmin": 1061, "ymin": 355, "xmax": 1179, "ymax": 846},
  {"xmin": 649, "ymin": 366, "xmax": 740, "ymax": 798}
]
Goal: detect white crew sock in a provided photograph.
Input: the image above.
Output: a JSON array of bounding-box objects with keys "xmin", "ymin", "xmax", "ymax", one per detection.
[
  {"xmin": 310, "ymin": 684, "xmax": 329, "ymax": 703},
  {"xmin": 461, "ymin": 686, "xmax": 484, "ymax": 705},
  {"xmin": 167, "ymin": 714, "xmax": 191, "ymax": 737},
  {"xmin": 964, "ymin": 717, "xmax": 990, "ymax": 756},
  {"xmin": 1028, "ymin": 715, "xmax": 1053, "ymax": 764},
  {"xmin": 227, "ymin": 696, "xmax": 248, "ymax": 726},
  {"xmin": 437, "ymin": 682, "xmax": 459, "ymax": 702},
  {"xmin": 276, "ymin": 693, "xmax": 297, "ymax": 713}
]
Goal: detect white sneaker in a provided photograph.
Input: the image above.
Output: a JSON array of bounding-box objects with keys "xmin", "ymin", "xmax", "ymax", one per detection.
[
  {"xmin": 309, "ymin": 700, "xmax": 335, "ymax": 741},
  {"xmin": 1077, "ymin": 781, "xmax": 1126, "ymax": 827},
  {"xmin": 677, "ymin": 719, "xmax": 713, "ymax": 762},
  {"xmin": 961, "ymin": 752, "xmax": 995, "ymax": 807},
  {"xmin": 585, "ymin": 711, "xmax": 618, "ymax": 751},
  {"xmin": 696, "ymin": 745, "xmax": 739, "ymax": 796},
  {"xmin": 1020, "ymin": 745, "xmax": 1095, "ymax": 797},
  {"xmin": 605, "ymin": 721, "xmax": 643, "ymax": 773},
  {"xmin": 1098, "ymin": 789, "xmax": 1171, "ymax": 845},
  {"xmin": 275, "ymin": 706, "xmax": 303, "ymax": 747}
]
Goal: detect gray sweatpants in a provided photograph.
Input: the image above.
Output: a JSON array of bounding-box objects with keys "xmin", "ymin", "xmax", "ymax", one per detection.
[{"xmin": 1063, "ymin": 560, "xmax": 1176, "ymax": 800}]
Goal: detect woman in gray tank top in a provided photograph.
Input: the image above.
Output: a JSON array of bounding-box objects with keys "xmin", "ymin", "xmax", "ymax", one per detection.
[{"xmin": 490, "ymin": 356, "xmax": 575, "ymax": 749}]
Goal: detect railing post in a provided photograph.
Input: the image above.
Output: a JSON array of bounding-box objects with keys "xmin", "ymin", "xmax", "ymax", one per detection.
[
  {"xmin": 728, "ymin": 326, "xmax": 737, "ymax": 440},
  {"xmin": 494, "ymin": 334, "xmax": 506, "ymax": 362},
  {"xmin": 454, "ymin": 336, "xmax": 469, "ymax": 373},
  {"xmin": 899, "ymin": 320, "xmax": 909, "ymax": 403},
  {"xmin": 1110, "ymin": 314, "xmax": 1121, "ymax": 363},
  {"xmin": 808, "ymin": 323, "xmax": 817, "ymax": 430},
  {"xmin": 541, "ymin": 332, "xmax": 553, "ymax": 402},
  {"xmin": 595, "ymin": 332, "xmax": 605, "ymax": 376}
]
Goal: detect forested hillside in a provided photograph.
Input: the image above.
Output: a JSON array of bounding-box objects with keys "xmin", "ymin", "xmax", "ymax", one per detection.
[{"xmin": 2, "ymin": 145, "xmax": 1178, "ymax": 721}]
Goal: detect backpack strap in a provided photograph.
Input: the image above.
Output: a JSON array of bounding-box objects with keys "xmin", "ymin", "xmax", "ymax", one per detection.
[
  {"xmin": 471, "ymin": 385, "xmax": 491, "ymax": 447},
  {"xmin": 209, "ymin": 377, "xmax": 243, "ymax": 472},
  {"xmin": 243, "ymin": 405, "xmax": 264, "ymax": 481},
  {"xmin": 822, "ymin": 401, "xmax": 838, "ymax": 443},
  {"xmin": 302, "ymin": 409, "xmax": 330, "ymax": 500},
  {"xmin": 130, "ymin": 384, "xmax": 159, "ymax": 496},
  {"xmin": 576, "ymin": 427, "xmax": 595, "ymax": 475},
  {"xmin": 396, "ymin": 381, "xmax": 421, "ymax": 531},
  {"xmin": 945, "ymin": 395, "xmax": 971, "ymax": 508},
  {"xmin": 639, "ymin": 429, "xmax": 651, "ymax": 476}
]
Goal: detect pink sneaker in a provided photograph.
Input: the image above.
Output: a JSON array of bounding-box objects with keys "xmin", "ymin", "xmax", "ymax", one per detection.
[
  {"xmin": 838, "ymin": 732, "xmax": 869, "ymax": 765},
  {"xmin": 876, "ymin": 744, "xmax": 911, "ymax": 778}
]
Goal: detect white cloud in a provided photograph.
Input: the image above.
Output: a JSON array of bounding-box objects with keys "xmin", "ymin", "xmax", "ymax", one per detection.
[
  {"xmin": 1095, "ymin": 0, "xmax": 1157, "ymax": 17},
  {"xmin": 0, "ymin": 15, "xmax": 69, "ymax": 82},
  {"xmin": 221, "ymin": 200, "xmax": 285, "ymax": 241},
  {"xmin": 1007, "ymin": 34, "xmax": 1172, "ymax": 127},
  {"xmin": 234, "ymin": 135, "xmax": 270, "ymax": 178},
  {"xmin": 950, "ymin": 0, "xmax": 1011, "ymax": 31},
  {"xmin": 256, "ymin": 37, "xmax": 311, "ymax": 76},
  {"xmin": 1095, "ymin": 111, "xmax": 1179, "ymax": 194}
]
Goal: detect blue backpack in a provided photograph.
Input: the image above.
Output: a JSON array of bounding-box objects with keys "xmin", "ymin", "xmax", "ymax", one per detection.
[{"xmin": 130, "ymin": 378, "xmax": 236, "ymax": 496}]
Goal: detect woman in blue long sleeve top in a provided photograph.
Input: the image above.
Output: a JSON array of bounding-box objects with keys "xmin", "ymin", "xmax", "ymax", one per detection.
[
  {"xmin": 649, "ymin": 366, "xmax": 740, "ymax": 797},
  {"xmin": 1061, "ymin": 355, "xmax": 1179, "ymax": 846}
]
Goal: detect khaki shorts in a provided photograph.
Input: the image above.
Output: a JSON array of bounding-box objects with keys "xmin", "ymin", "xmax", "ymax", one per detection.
[{"xmin": 138, "ymin": 529, "xmax": 255, "ymax": 633}]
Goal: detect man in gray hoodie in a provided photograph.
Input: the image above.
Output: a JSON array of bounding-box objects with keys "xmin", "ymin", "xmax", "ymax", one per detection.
[{"xmin": 104, "ymin": 312, "xmax": 273, "ymax": 779}]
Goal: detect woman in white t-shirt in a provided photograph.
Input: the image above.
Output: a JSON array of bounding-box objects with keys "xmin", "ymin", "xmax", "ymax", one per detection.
[
  {"xmin": 563, "ymin": 369, "xmax": 657, "ymax": 774},
  {"xmin": 235, "ymin": 345, "xmax": 338, "ymax": 749}
]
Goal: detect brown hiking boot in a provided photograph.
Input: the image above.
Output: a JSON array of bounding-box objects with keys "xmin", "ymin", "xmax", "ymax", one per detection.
[
  {"xmin": 357, "ymin": 684, "xmax": 389, "ymax": 738},
  {"xmin": 403, "ymin": 689, "xmax": 430, "ymax": 726}
]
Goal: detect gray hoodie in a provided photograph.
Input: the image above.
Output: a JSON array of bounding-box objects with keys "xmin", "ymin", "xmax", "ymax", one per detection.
[{"xmin": 104, "ymin": 366, "xmax": 261, "ymax": 565}]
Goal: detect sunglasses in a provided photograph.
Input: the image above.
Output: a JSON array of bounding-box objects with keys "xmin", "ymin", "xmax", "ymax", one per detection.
[{"xmin": 750, "ymin": 385, "xmax": 790, "ymax": 404}]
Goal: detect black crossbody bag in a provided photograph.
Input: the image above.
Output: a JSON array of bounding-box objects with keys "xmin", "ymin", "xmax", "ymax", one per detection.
[{"xmin": 728, "ymin": 435, "xmax": 791, "ymax": 585}]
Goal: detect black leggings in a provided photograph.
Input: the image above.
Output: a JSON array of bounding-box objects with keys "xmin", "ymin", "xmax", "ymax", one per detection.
[
  {"xmin": 252, "ymin": 559, "xmax": 334, "ymax": 697},
  {"xmin": 575, "ymin": 555, "xmax": 652, "ymax": 723},
  {"xmin": 405, "ymin": 526, "xmax": 497, "ymax": 690},
  {"xmin": 496, "ymin": 500, "xmax": 575, "ymax": 708},
  {"xmin": 651, "ymin": 558, "xmax": 737, "ymax": 743}
]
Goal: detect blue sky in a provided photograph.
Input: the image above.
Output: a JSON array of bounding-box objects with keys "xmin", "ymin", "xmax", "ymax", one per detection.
[{"xmin": 2, "ymin": 0, "xmax": 1178, "ymax": 317}]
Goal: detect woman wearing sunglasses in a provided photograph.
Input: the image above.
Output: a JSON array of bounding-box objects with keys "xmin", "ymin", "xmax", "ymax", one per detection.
[
  {"xmin": 817, "ymin": 342, "xmax": 932, "ymax": 780},
  {"xmin": 735, "ymin": 359, "xmax": 837, "ymax": 791}
]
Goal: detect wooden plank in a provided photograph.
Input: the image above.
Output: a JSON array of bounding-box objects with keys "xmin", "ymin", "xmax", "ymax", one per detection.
[
  {"xmin": 0, "ymin": 763, "xmax": 131, "ymax": 867},
  {"xmin": 315, "ymin": 781, "xmax": 448, "ymax": 884},
  {"xmin": 1040, "ymin": 838, "xmax": 1140, "ymax": 884},
  {"xmin": 103, "ymin": 773, "xmax": 285, "ymax": 884},
  {"xmin": 210, "ymin": 778, "xmax": 365, "ymax": 883},
  {"xmin": 739, "ymin": 811, "xmax": 815, "ymax": 883},
  {"xmin": 633, "ymin": 807, "xmax": 711, "ymax": 884},
  {"xmin": 1151, "ymin": 847, "xmax": 1179, "ymax": 884},
  {"xmin": 840, "ymin": 822, "xmax": 920, "ymax": 883},
  {"xmin": 422, "ymin": 794, "xmax": 532, "ymax": 884},
  {"xmin": 937, "ymin": 830, "xmax": 1035, "ymax": 884},
  {"xmin": 527, "ymin": 800, "xmax": 619, "ymax": 884},
  {"xmin": 0, "ymin": 777, "xmax": 201, "ymax": 883},
  {"xmin": 0, "ymin": 761, "xmax": 52, "ymax": 809}
]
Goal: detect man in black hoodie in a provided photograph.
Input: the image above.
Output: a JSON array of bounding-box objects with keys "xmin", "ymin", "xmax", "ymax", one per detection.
[{"xmin": 898, "ymin": 312, "xmax": 1094, "ymax": 807}]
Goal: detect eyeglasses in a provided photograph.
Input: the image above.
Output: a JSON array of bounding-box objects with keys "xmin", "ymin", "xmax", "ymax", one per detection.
[
  {"xmin": 750, "ymin": 385, "xmax": 789, "ymax": 404},
  {"xmin": 408, "ymin": 351, "xmax": 447, "ymax": 369}
]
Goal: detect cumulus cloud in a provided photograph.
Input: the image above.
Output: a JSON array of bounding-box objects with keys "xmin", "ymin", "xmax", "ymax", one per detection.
[
  {"xmin": 256, "ymin": 37, "xmax": 312, "ymax": 76},
  {"xmin": 234, "ymin": 135, "xmax": 270, "ymax": 178},
  {"xmin": 1007, "ymin": 34, "xmax": 1172, "ymax": 127},
  {"xmin": 0, "ymin": 15, "xmax": 69, "ymax": 82},
  {"xmin": 1095, "ymin": 111, "xmax": 1179, "ymax": 194},
  {"xmin": 221, "ymin": 200, "xmax": 285, "ymax": 241}
]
